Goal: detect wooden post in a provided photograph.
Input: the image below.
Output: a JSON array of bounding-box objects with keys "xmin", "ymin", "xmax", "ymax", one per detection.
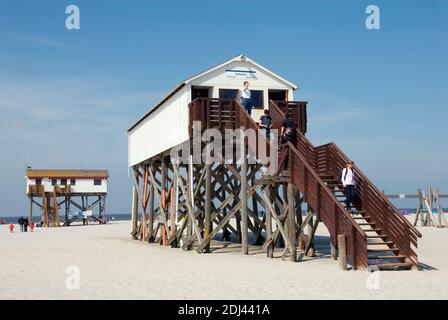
[
  {"xmin": 170, "ymin": 169, "xmax": 179, "ymax": 247},
  {"xmin": 204, "ymin": 163, "xmax": 212, "ymax": 253},
  {"xmin": 295, "ymin": 193, "xmax": 305, "ymax": 251},
  {"xmin": 185, "ymin": 157, "xmax": 194, "ymax": 250},
  {"xmin": 240, "ymin": 132, "xmax": 249, "ymax": 255},
  {"xmin": 28, "ymin": 196, "xmax": 33, "ymax": 224},
  {"xmin": 264, "ymin": 185, "xmax": 274, "ymax": 258},
  {"xmin": 161, "ymin": 159, "xmax": 168, "ymax": 245},
  {"xmin": 337, "ymin": 234, "xmax": 347, "ymax": 270},
  {"xmin": 131, "ymin": 184, "xmax": 139, "ymax": 239},
  {"xmin": 307, "ymin": 204, "xmax": 315, "ymax": 257},
  {"xmin": 287, "ymin": 182, "xmax": 296, "ymax": 261},
  {"xmin": 148, "ymin": 172, "xmax": 155, "ymax": 241},
  {"xmin": 330, "ymin": 240, "xmax": 337, "ymax": 260}
]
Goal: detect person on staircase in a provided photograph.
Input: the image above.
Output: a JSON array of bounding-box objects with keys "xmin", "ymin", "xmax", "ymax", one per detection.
[
  {"xmin": 259, "ymin": 109, "xmax": 273, "ymax": 138},
  {"xmin": 240, "ymin": 81, "xmax": 252, "ymax": 115},
  {"xmin": 341, "ymin": 161, "xmax": 356, "ymax": 212},
  {"xmin": 280, "ymin": 112, "xmax": 296, "ymax": 145}
]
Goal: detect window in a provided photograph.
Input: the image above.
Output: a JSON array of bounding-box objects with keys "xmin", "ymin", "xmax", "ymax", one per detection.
[
  {"xmin": 61, "ymin": 179, "xmax": 67, "ymax": 186},
  {"xmin": 70, "ymin": 179, "xmax": 76, "ymax": 185},
  {"xmin": 250, "ymin": 90, "xmax": 264, "ymax": 109},
  {"xmin": 35, "ymin": 179, "xmax": 42, "ymax": 185},
  {"xmin": 94, "ymin": 179, "xmax": 102, "ymax": 186},
  {"xmin": 51, "ymin": 179, "xmax": 57, "ymax": 186},
  {"xmin": 219, "ymin": 89, "xmax": 239, "ymax": 99}
]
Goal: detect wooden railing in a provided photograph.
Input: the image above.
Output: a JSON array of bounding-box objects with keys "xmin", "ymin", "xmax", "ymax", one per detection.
[
  {"xmin": 272, "ymin": 100, "xmax": 308, "ymax": 134},
  {"xmin": 270, "ymin": 100, "xmax": 421, "ymax": 267},
  {"xmin": 287, "ymin": 144, "xmax": 368, "ymax": 269},
  {"xmin": 189, "ymin": 98, "xmax": 238, "ymax": 135},
  {"xmin": 324, "ymin": 143, "xmax": 421, "ymax": 266}
]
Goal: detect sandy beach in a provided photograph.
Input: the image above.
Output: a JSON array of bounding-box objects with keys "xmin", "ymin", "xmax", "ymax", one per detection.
[{"xmin": 1, "ymin": 215, "xmax": 447, "ymax": 300}]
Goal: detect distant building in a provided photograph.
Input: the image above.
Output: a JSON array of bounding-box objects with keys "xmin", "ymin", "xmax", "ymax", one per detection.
[{"xmin": 25, "ymin": 169, "xmax": 109, "ymax": 227}]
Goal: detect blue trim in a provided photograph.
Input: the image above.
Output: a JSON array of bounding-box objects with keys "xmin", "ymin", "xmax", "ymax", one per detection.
[{"xmin": 225, "ymin": 69, "xmax": 257, "ymax": 73}]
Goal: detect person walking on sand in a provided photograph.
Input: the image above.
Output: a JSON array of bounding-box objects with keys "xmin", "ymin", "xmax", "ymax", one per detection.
[
  {"xmin": 18, "ymin": 216, "xmax": 24, "ymax": 232},
  {"xmin": 30, "ymin": 221, "xmax": 35, "ymax": 232},
  {"xmin": 240, "ymin": 81, "xmax": 252, "ymax": 115},
  {"xmin": 341, "ymin": 160, "xmax": 356, "ymax": 212},
  {"xmin": 23, "ymin": 218, "xmax": 29, "ymax": 232}
]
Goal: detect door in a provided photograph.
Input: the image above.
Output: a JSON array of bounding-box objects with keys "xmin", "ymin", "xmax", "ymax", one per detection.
[
  {"xmin": 268, "ymin": 89, "xmax": 288, "ymax": 102},
  {"xmin": 192, "ymin": 86, "xmax": 212, "ymax": 101}
]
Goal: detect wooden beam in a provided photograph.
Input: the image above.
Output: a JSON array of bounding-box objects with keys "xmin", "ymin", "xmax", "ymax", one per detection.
[
  {"xmin": 287, "ymin": 182, "xmax": 296, "ymax": 261},
  {"xmin": 337, "ymin": 234, "xmax": 347, "ymax": 270},
  {"xmin": 131, "ymin": 184, "xmax": 139, "ymax": 239},
  {"xmin": 240, "ymin": 134, "xmax": 249, "ymax": 255},
  {"xmin": 204, "ymin": 163, "xmax": 212, "ymax": 253},
  {"xmin": 263, "ymin": 185, "xmax": 274, "ymax": 258}
]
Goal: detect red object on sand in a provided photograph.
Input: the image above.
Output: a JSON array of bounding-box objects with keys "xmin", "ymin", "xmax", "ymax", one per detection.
[{"xmin": 9, "ymin": 224, "xmax": 14, "ymax": 232}]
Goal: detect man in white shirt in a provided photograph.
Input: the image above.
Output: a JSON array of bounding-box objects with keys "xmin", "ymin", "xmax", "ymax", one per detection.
[
  {"xmin": 341, "ymin": 160, "xmax": 356, "ymax": 211},
  {"xmin": 240, "ymin": 81, "xmax": 252, "ymax": 115}
]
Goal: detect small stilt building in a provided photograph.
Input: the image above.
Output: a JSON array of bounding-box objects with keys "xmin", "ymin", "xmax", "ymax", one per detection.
[
  {"xmin": 127, "ymin": 55, "xmax": 421, "ymax": 271},
  {"xmin": 26, "ymin": 169, "xmax": 108, "ymax": 226}
]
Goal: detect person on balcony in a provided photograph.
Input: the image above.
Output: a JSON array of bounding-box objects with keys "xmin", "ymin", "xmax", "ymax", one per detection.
[
  {"xmin": 240, "ymin": 81, "xmax": 252, "ymax": 115},
  {"xmin": 341, "ymin": 161, "xmax": 356, "ymax": 212},
  {"xmin": 259, "ymin": 109, "xmax": 273, "ymax": 137}
]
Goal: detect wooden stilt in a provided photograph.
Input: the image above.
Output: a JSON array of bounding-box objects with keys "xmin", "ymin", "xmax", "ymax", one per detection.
[
  {"xmin": 264, "ymin": 185, "xmax": 274, "ymax": 258},
  {"xmin": 330, "ymin": 240, "xmax": 337, "ymax": 260},
  {"xmin": 306, "ymin": 204, "xmax": 315, "ymax": 257},
  {"xmin": 287, "ymin": 182, "xmax": 296, "ymax": 261},
  {"xmin": 204, "ymin": 163, "xmax": 212, "ymax": 253},
  {"xmin": 337, "ymin": 234, "xmax": 347, "ymax": 270},
  {"xmin": 131, "ymin": 184, "xmax": 139, "ymax": 239},
  {"xmin": 148, "ymin": 168, "xmax": 155, "ymax": 241},
  {"xmin": 28, "ymin": 196, "xmax": 33, "ymax": 224},
  {"xmin": 240, "ymin": 133, "xmax": 249, "ymax": 255}
]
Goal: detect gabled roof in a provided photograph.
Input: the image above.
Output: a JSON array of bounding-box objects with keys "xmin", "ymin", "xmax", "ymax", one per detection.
[
  {"xmin": 127, "ymin": 54, "xmax": 299, "ymax": 132},
  {"xmin": 26, "ymin": 170, "xmax": 109, "ymax": 179}
]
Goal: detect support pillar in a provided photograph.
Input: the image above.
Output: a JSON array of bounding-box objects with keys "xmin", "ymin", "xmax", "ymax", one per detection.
[
  {"xmin": 287, "ymin": 182, "xmax": 296, "ymax": 261},
  {"xmin": 28, "ymin": 196, "xmax": 33, "ymax": 224},
  {"xmin": 240, "ymin": 134, "xmax": 248, "ymax": 255},
  {"xmin": 204, "ymin": 164, "xmax": 212, "ymax": 253},
  {"xmin": 131, "ymin": 184, "xmax": 139, "ymax": 239}
]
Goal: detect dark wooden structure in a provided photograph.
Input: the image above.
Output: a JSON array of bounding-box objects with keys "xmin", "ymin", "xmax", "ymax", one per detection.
[{"xmin": 130, "ymin": 98, "xmax": 421, "ymax": 271}]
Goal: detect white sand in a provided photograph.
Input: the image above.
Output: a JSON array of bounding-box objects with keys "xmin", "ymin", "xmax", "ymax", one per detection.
[{"xmin": 1, "ymin": 215, "xmax": 448, "ymax": 300}]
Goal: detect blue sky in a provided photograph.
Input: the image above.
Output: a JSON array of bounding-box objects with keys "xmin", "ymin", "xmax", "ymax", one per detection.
[{"xmin": 0, "ymin": 0, "xmax": 447, "ymax": 216}]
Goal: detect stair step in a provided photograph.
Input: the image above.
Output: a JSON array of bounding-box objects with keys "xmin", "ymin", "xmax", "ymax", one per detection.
[
  {"xmin": 366, "ymin": 235, "xmax": 387, "ymax": 239},
  {"xmin": 367, "ymin": 241, "xmax": 394, "ymax": 246},
  {"xmin": 368, "ymin": 255, "xmax": 406, "ymax": 260},
  {"xmin": 368, "ymin": 248, "xmax": 399, "ymax": 252},
  {"xmin": 358, "ymin": 223, "xmax": 375, "ymax": 226},
  {"xmin": 373, "ymin": 262, "xmax": 413, "ymax": 270},
  {"xmin": 365, "ymin": 228, "xmax": 382, "ymax": 232},
  {"xmin": 318, "ymin": 174, "xmax": 334, "ymax": 179},
  {"xmin": 354, "ymin": 216, "xmax": 371, "ymax": 220}
]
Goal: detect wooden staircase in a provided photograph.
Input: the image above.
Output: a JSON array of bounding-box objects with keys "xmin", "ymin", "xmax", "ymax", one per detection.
[
  {"xmin": 320, "ymin": 174, "xmax": 413, "ymax": 270},
  {"xmin": 268, "ymin": 100, "xmax": 421, "ymax": 270},
  {"xmin": 188, "ymin": 97, "xmax": 422, "ymax": 270}
]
